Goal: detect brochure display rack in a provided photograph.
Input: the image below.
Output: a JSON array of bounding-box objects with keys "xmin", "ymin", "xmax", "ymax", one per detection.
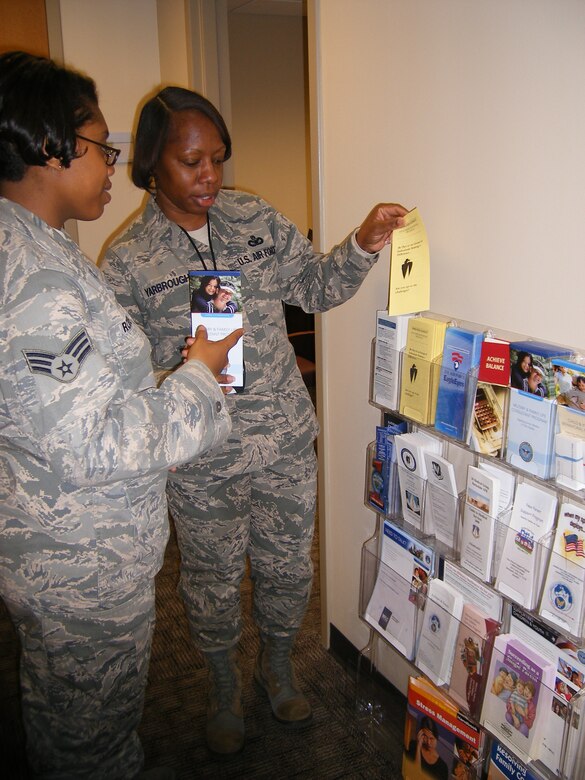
[{"xmin": 357, "ymin": 311, "xmax": 585, "ymax": 780}]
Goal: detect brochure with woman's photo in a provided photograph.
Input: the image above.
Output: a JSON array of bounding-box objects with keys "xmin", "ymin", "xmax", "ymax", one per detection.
[{"xmin": 189, "ymin": 270, "xmax": 244, "ymax": 387}]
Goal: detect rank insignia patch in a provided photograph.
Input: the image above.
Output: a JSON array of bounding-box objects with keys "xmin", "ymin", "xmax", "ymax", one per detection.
[{"xmin": 23, "ymin": 329, "xmax": 93, "ymax": 383}]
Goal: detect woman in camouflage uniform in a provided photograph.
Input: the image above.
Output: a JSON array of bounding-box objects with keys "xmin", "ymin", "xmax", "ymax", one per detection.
[
  {"xmin": 102, "ymin": 86, "xmax": 407, "ymax": 756},
  {"xmin": 0, "ymin": 55, "xmax": 240, "ymax": 778}
]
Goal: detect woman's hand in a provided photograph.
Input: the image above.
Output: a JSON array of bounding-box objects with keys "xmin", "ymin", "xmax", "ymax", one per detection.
[
  {"xmin": 355, "ymin": 202, "xmax": 409, "ymax": 254},
  {"xmin": 182, "ymin": 326, "xmax": 243, "ymax": 386}
]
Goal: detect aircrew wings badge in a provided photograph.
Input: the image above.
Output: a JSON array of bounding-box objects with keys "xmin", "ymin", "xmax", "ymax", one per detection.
[{"xmin": 23, "ymin": 328, "xmax": 93, "ymax": 383}]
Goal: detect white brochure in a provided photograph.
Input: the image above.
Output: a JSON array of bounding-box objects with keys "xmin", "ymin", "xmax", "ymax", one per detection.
[
  {"xmin": 459, "ymin": 466, "xmax": 501, "ymax": 582},
  {"xmin": 495, "ymin": 481, "xmax": 557, "ymax": 609},
  {"xmin": 365, "ymin": 520, "xmax": 434, "ymax": 659},
  {"xmin": 415, "ymin": 578, "xmax": 464, "ymax": 687},
  {"xmin": 395, "ymin": 431, "xmax": 442, "ymax": 531},
  {"xmin": 423, "ymin": 451, "xmax": 459, "ymax": 549}
]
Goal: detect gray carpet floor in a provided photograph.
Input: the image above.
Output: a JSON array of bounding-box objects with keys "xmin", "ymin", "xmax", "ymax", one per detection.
[{"xmin": 0, "ymin": 515, "xmax": 403, "ymax": 778}]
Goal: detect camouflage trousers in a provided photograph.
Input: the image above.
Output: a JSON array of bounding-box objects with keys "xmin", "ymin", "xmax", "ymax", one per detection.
[
  {"xmin": 4, "ymin": 584, "xmax": 155, "ymax": 779},
  {"xmin": 167, "ymin": 441, "xmax": 318, "ymax": 651}
]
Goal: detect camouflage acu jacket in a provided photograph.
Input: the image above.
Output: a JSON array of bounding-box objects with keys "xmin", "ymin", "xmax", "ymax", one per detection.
[
  {"xmin": 102, "ymin": 192, "xmax": 378, "ymax": 472},
  {"xmin": 0, "ymin": 197, "xmax": 230, "ymax": 612}
]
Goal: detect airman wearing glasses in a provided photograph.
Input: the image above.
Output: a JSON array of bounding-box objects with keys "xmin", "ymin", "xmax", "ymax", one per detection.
[{"xmin": 0, "ymin": 50, "xmax": 241, "ymax": 779}]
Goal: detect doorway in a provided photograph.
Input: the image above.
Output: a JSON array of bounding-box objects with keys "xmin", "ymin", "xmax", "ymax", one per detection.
[{"xmin": 226, "ymin": 2, "xmax": 316, "ymax": 398}]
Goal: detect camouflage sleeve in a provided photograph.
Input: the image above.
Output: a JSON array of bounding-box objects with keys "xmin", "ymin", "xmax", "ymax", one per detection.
[
  {"xmin": 100, "ymin": 246, "xmax": 147, "ymax": 329},
  {"xmin": 1, "ymin": 269, "xmax": 230, "ymax": 488},
  {"xmin": 270, "ymin": 207, "xmax": 379, "ymax": 313}
]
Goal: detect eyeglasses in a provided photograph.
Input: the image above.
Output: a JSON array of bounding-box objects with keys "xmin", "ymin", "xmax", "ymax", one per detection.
[{"xmin": 76, "ymin": 134, "xmax": 121, "ymax": 166}]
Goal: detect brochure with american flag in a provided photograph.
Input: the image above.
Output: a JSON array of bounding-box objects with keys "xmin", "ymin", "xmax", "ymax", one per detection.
[{"xmin": 539, "ymin": 501, "xmax": 585, "ymax": 637}]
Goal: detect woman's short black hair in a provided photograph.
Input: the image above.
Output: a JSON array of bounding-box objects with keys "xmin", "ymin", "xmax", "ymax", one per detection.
[
  {"xmin": 132, "ymin": 86, "xmax": 232, "ymax": 192},
  {"xmin": 0, "ymin": 50, "xmax": 98, "ymax": 182}
]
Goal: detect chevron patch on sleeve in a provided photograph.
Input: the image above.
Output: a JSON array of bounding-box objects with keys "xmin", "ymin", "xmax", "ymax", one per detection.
[{"xmin": 22, "ymin": 328, "xmax": 93, "ymax": 383}]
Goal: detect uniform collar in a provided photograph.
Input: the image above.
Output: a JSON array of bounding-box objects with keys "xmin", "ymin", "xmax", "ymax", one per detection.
[{"xmin": 148, "ymin": 191, "xmax": 238, "ymax": 251}]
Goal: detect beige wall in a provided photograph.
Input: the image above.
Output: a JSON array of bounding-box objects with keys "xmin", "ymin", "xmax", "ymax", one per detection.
[
  {"xmin": 57, "ymin": 0, "xmax": 161, "ymax": 261},
  {"xmin": 312, "ymin": 0, "xmax": 585, "ymax": 692},
  {"xmin": 228, "ymin": 12, "xmax": 310, "ymax": 235}
]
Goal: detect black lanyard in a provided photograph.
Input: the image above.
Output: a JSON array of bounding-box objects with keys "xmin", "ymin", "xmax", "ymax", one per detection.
[{"xmin": 179, "ymin": 216, "xmax": 217, "ymax": 271}]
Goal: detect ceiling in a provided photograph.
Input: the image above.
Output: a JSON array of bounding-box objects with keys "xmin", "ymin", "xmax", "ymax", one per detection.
[{"xmin": 227, "ymin": 0, "xmax": 304, "ymax": 16}]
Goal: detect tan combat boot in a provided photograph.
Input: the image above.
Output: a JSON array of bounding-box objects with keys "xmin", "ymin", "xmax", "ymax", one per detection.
[
  {"xmin": 205, "ymin": 648, "xmax": 245, "ymax": 754},
  {"xmin": 254, "ymin": 635, "xmax": 312, "ymax": 726}
]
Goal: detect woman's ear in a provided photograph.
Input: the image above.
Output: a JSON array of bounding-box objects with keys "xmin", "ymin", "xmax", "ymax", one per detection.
[{"xmin": 45, "ymin": 157, "xmax": 63, "ymax": 171}]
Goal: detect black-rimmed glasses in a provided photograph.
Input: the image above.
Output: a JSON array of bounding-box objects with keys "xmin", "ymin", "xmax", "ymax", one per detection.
[{"xmin": 76, "ymin": 134, "xmax": 121, "ymax": 166}]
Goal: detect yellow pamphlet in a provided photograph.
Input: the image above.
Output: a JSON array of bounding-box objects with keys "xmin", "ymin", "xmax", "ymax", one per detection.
[
  {"xmin": 388, "ymin": 207, "xmax": 430, "ymax": 316},
  {"xmin": 399, "ymin": 316, "xmax": 447, "ymax": 424}
]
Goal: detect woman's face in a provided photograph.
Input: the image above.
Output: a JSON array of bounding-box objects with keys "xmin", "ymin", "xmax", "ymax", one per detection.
[
  {"xmin": 420, "ymin": 728, "xmax": 437, "ymax": 751},
  {"xmin": 153, "ymin": 110, "xmax": 226, "ymax": 230},
  {"xmin": 205, "ymin": 279, "xmax": 219, "ymax": 296},
  {"xmin": 54, "ymin": 107, "xmax": 114, "ymax": 226},
  {"xmin": 520, "ymin": 355, "xmax": 531, "ymax": 372}
]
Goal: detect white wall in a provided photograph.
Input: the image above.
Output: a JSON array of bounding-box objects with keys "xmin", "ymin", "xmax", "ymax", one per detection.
[{"xmin": 312, "ymin": 0, "xmax": 585, "ymax": 693}]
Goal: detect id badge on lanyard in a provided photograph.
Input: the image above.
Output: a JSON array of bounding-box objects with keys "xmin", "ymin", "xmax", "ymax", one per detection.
[{"xmin": 188, "ymin": 269, "xmax": 245, "ymax": 390}]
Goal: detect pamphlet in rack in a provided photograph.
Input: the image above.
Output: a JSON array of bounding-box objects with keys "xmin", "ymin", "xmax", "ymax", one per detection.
[
  {"xmin": 395, "ymin": 430, "xmax": 442, "ymax": 531},
  {"xmin": 364, "ymin": 520, "xmax": 435, "ymax": 660},
  {"xmin": 373, "ymin": 311, "xmax": 413, "ymax": 410},
  {"xmin": 415, "ymin": 578, "xmax": 464, "ymax": 688},
  {"xmin": 364, "ymin": 309, "xmax": 585, "ymax": 778},
  {"xmin": 434, "ymin": 325, "xmax": 484, "ymax": 441},
  {"xmin": 494, "ymin": 480, "xmax": 557, "ymax": 610},
  {"xmin": 487, "ymin": 740, "xmax": 540, "ymax": 780},
  {"xmin": 505, "ymin": 388, "xmax": 557, "ymax": 480},
  {"xmin": 399, "ymin": 315, "xmax": 448, "ymax": 425},
  {"xmin": 509, "ymin": 604, "xmax": 585, "ymax": 777},
  {"xmin": 553, "ymin": 357, "xmax": 585, "ymax": 490},
  {"xmin": 539, "ymin": 500, "xmax": 585, "ymax": 638},
  {"xmin": 481, "ymin": 633, "xmax": 556, "ymax": 767},
  {"xmin": 459, "ymin": 465, "xmax": 501, "ymax": 582},
  {"xmin": 403, "ymin": 676, "xmax": 484, "ymax": 780},
  {"xmin": 366, "ymin": 417, "xmax": 408, "ymax": 516}
]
